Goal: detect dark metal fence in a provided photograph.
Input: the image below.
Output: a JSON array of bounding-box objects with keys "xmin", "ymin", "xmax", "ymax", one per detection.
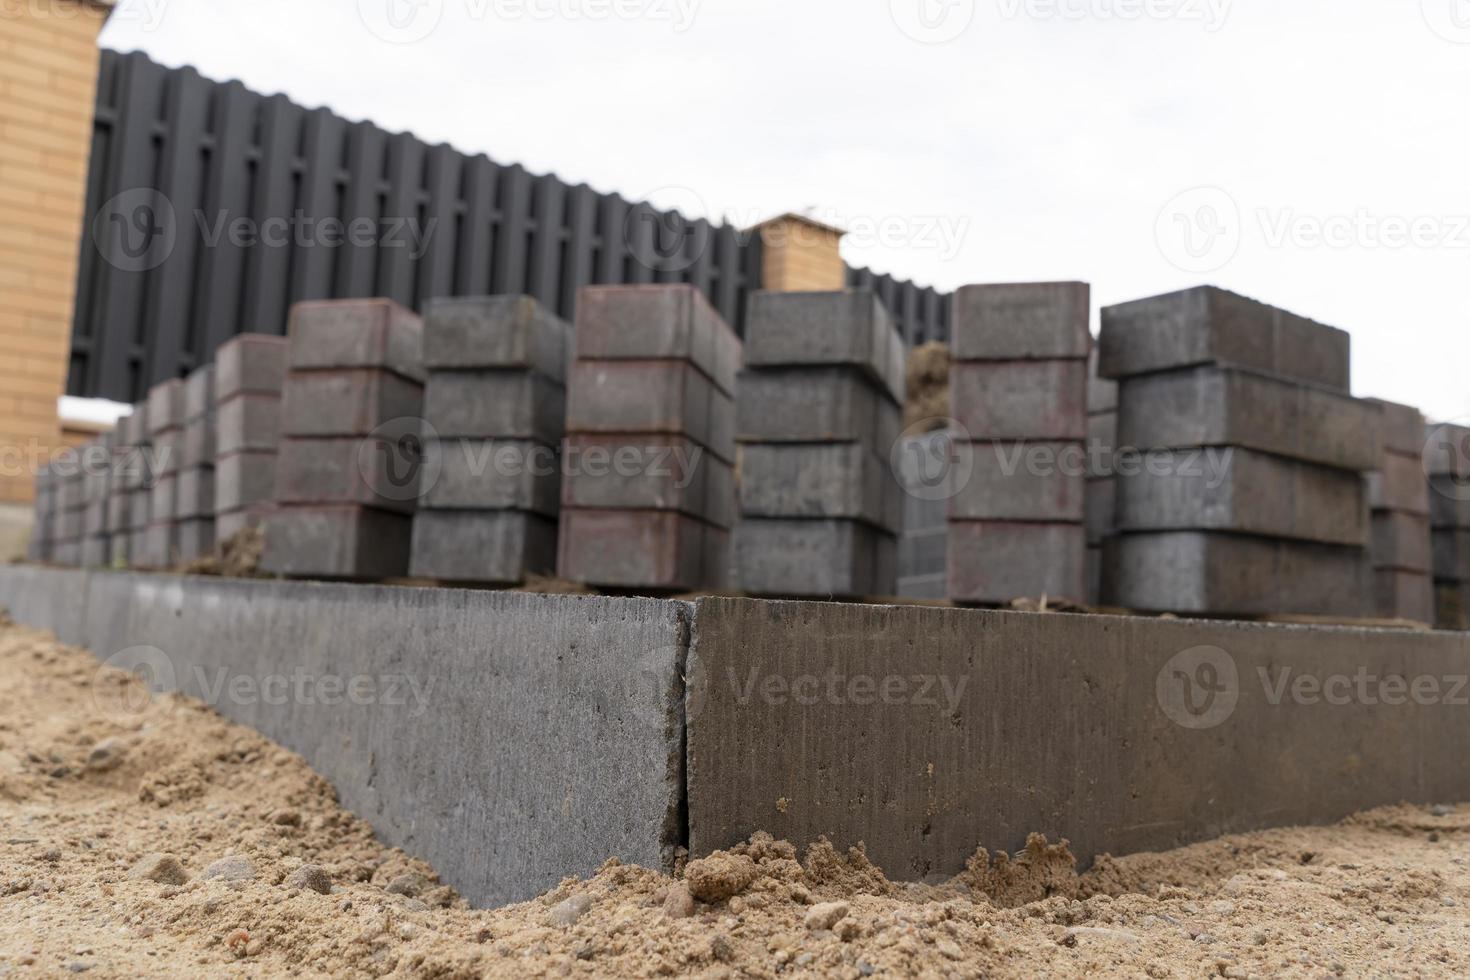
[{"xmin": 70, "ymin": 49, "xmax": 949, "ymax": 403}]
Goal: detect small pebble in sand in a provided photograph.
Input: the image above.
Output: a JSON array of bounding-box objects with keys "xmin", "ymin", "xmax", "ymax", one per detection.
[
  {"xmin": 85, "ymin": 738, "xmax": 127, "ymax": 772},
  {"xmin": 271, "ymin": 809, "xmax": 302, "ymax": 827},
  {"xmin": 283, "ymin": 864, "xmax": 333, "ymax": 895},
  {"xmin": 129, "ymin": 853, "xmax": 189, "ymax": 885},
  {"xmin": 1432, "ymin": 804, "xmax": 1454, "ymax": 817},
  {"xmin": 663, "ymin": 883, "xmax": 695, "ymax": 919},
  {"xmin": 550, "ymin": 894, "xmax": 593, "ymax": 927},
  {"xmin": 201, "ymin": 855, "xmax": 256, "ymax": 883},
  {"xmin": 804, "ymin": 901, "xmax": 850, "ymax": 931},
  {"xmin": 684, "ymin": 853, "xmax": 758, "ymax": 903},
  {"xmin": 385, "ymin": 873, "xmax": 424, "ymax": 897}
]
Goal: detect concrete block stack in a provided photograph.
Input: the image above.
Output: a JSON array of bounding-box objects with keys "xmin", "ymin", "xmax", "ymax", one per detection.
[
  {"xmin": 213, "ymin": 334, "xmax": 289, "ymax": 542},
  {"xmin": 50, "ymin": 458, "xmax": 85, "ymax": 566},
  {"xmin": 79, "ymin": 433, "xmax": 114, "ymax": 567},
  {"xmin": 559, "ymin": 285, "xmax": 739, "ymax": 592},
  {"xmin": 1099, "ymin": 286, "xmax": 1377, "ymax": 617},
  {"xmin": 895, "ymin": 428, "xmax": 950, "ymax": 599},
  {"xmin": 25, "ymin": 462, "xmax": 54, "ymax": 562},
  {"xmin": 174, "ymin": 365, "xmax": 216, "ymax": 562},
  {"xmin": 107, "ymin": 405, "xmax": 150, "ymax": 566},
  {"xmin": 1364, "ymin": 400, "xmax": 1433, "ymax": 623},
  {"xmin": 139, "ymin": 379, "xmax": 185, "ymax": 569},
  {"xmin": 1426, "ymin": 422, "xmax": 1470, "ymax": 629},
  {"xmin": 409, "ymin": 296, "xmax": 569, "ymax": 584},
  {"xmin": 260, "ymin": 300, "xmax": 425, "ymax": 580},
  {"xmin": 1086, "ymin": 347, "xmax": 1119, "ymax": 604},
  {"xmin": 734, "ymin": 290, "xmax": 903, "ymax": 598},
  {"xmin": 947, "ymin": 282, "xmax": 1090, "ymax": 603}
]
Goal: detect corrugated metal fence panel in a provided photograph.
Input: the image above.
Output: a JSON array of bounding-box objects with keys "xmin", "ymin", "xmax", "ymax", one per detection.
[
  {"xmin": 846, "ymin": 266, "xmax": 951, "ymax": 346},
  {"xmin": 70, "ymin": 50, "xmax": 765, "ymax": 403}
]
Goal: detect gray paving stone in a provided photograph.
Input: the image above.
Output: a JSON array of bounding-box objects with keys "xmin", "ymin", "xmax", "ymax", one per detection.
[
  {"xmin": 1115, "ymin": 447, "xmax": 1369, "ymax": 546},
  {"xmin": 557, "ymin": 508, "xmax": 727, "ymax": 591},
  {"xmin": 1370, "ymin": 452, "xmax": 1432, "ymax": 516},
  {"xmin": 1368, "ymin": 399, "xmax": 1426, "ymax": 459},
  {"xmin": 1433, "ymin": 529, "xmax": 1470, "ymax": 583},
  {"xmin": 152, "ymin": 428, "xmax": 183, "ymax": 478},
  {"xmin": 106, "ymin": 534, "xmax": 129, "ymax": 565},
  {"xmin": 216, "ymin": 393, "xmax": 281, "ymax": 454},
  {"xmin": 176, "ymin": 517, "xmax": 215, "ymax": 562},
  {"xmin": 174, "ymin": 466, "xmax": 215, "ymax": 520},
  {"xmin": 146, "ymin": 379, "xmax": 185, "ymax": 434},
  {"xmin": 181, "ymin": 415, "xmax": 216, "ymax": 468},
  {"xmin": 1374, "ymin": 569, "xmax": 1434, "ymax": 624},
  {"xmin": 1372, "ymin": 511, "xmax": 1432, "ymax": 574},
  {"xmin": 737, "ymin": 443, "xmax": 901, "ymax": 531},
  {"xmin": 1425, "ymin": 423, "xmax": 1470, "ymax": 479},
  {"xmin": 215, "ymin": 333, "xmax": 289, "ymax": 401},
  {"xmin": 569, "ymin": 360, "xmax": 734, "ymax": 464},
  {"xmin": 79, "ymin": 536, "xmax": 109, "ymax": 568},
  {"xmin": 281, "ymin": 369, "xmax": 424, "ymax": 438},
  {"xmin": 1086, "ymin": 476, "xmax": 1115, "ymax": 546},
  {"xmin": 950, "ymin": 360, "xmax": 1087, "ymax": 441},
  {"xmin": 149, "ymin": 475, "xmax": 177, "ymax": 524},
  {"xmin": 1099, "ymin": 286, "xmax": 1350, "ymax": 390},
  {"xmin": 51, "ymin": 541, "xmax": 80, "ymax": 566},
  {"xmin": 950, "ymin": 281, "xmax": 1090, "ymax": 361},
  {"xmin": 898, "ymin": 525, "xmax": 947, "ymax": 586},
  {"xmin": 117, "ymin": 403, "xmax": 149, "ymax": 445},
  {"xmin": 274, "ymin": 437, "xmax": 421, "ymax": 514},
  {"xmin": 1103, "ymin": 531, "xmax": 1372, "ymax": 616},
  {"xmin": 106, "ymin": 490, "xmax": 129, "ymax": 534},
  {"xmin": 137, "ymin": 521, "xmax": 179, "ymax": 569},
  {"xmin": 735, "ymin": 518, "xmax": 897, "ymax": 598},
  {"xmin": 743, "ymin": 290, "xmax": 904, "ymax": 404},
  {"xmin": 261, "ymin": 505, "xmax": 415, "ymax": 579},
  {"xmin": 562, "ymin": 434, "xmax": 735, "ymax": 528},
  {"xmin": 422, "ymin": 438, "xmax": 560, "ymax": 516},
  {"xmin": 287, "ymin": 298, "xmax": 425, "ymax": 382},
  {"xmin": 423, "ymin": 295, "xmax": 569, "ymax": 382},
  {"xmin": 1117, "ymin": 366, "xmax": 1381, "ymax": 471},
  {"xmin": 215, "ymin": 506, "xmax": 272, "ymax": 541},
  {"xmin": 215, "ymin": 451, "xmax": 280, "ymax": 512},
  {"xmin": 947, "ymin": 520, "xmax": 1087, "ymax": 603},
  {"xmin": 424, "ymin": 371, "xmax": 565, "ymax": 443},
  {"xmin": 576, "ymin": 284, "xmax": 741, "ymax": 396},
  {"xmin": 1429, "ymin": 477, "xmax": 1470, "ymax": 529},
  {"xmin": 409, "ymin": 509, "xmax": 558, "ymax": 583},
  {"xmin": 184, "ymin": 364, "xmax": 215, "ymax": 422},
  {"xmin": 736, "ymin": 368, "xmax": 900, "ymax": 450},
  {"xmin": 948, "ymin": 440, "xmax": 1086, "ymax": 523},
  {"xmin": 1087, "ymin": 348, "xmax": 1118, "ymax": 414}
]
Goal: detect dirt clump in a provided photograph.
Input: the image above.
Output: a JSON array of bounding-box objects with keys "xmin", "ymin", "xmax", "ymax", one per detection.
[{"xmin": 905, "ymin": 340, "xmax": 951, "ymax": 430}]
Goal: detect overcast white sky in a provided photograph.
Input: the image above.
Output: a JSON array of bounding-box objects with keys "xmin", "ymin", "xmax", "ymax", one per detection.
[{"xmin": 100, "ymin": 0, "xmax": 1470, "ymax": 422}]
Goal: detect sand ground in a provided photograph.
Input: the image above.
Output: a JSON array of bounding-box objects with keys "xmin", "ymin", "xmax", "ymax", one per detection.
[{"xmin": 1, "ymin": 614, "xmax": 1467, "ymax": 978}]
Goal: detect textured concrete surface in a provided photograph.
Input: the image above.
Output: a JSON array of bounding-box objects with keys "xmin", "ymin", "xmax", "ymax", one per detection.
[
  {"xmin": 738, "ymin": 444, "xmax": 901, "ymax": 530},
  {"xmin": 216, "ymin": 395, "xmax": 281, "ymax": 455},
  {"xmin": 949, "ymin": 360, "xmax": 1088, "ymax": 441},
  {"xmin": 262, "ymin": 506, "xmax": 415, "ymax": 580},
  {"xmin": 422, "ymin": 295, "xmax": 570, "ymax": 382},
  {"xmin": 567, "ymin": 361, "xmax": 734, "ymax": 463},
  {"xmin": 422, "ymin": 438, "xmax": 561, "ymax": 516},
  {"xmin": 734, "ymin": 518, "xmax": 897, "ymax": 598},
  {"xmin": 575, "ymin": 285, "xmax": 739, "ymax": 396},
  {"xmin": 743, "ymin": 291, "xmax": 905, "ymax": 404},
  {"xmin": 947, "ymin": 521, "xmax": 1087, "ymax": 603},
  {"xmin": 424, "ymin": 371, "xmax": 565, "ymax": 444},
  {"xmin": 409, "ymin": 510, "xmax": 558, "ymax": 583},
  {"xmin": 281, "ymin": 370, "xmax": 425, "ymax": 438},
  {"xmin": 287, "ymin": 299, "xmax": 426, "ymax": 383},
  {"xmin": 561, "ymin": 434, "xmax": 735, "ymax": 528},
  {"xmin": 736, "ymin": 369, "xmax": 902, "ymax": 448},
  {"xmin": 950, "ymin": 282, "xmax": 1091, "ymax": 361},
  {"xmin": 0, "ymin": 567, "xmax": 686, "ymax": 907},
  {"xmin": 685, "ymin": 596, "xmax": 1469, "ymax": 879},
  {"xmin": 215, "ymin": 334, "xmax": 289, "ymax": 401},
  {"xmin": 1376, "ymin": 569, "xmax": 1435, "ymax": 624},
  {"xmin": 558, "ymin": 509, "xmax": 728, "ymax": 591},
  {"xmin": 1099, "ymin": 286, "xmax": 1351, "ymax": 391},
  {"xmin": 948, "ymin": 441, "xmax": 1086, "ymax": 522}
]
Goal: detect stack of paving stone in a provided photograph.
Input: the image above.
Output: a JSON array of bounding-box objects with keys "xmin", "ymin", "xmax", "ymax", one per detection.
[
  {"xmin": 734, "ymin": 290, "xmax": 903, "ymax": 598},
  {"xmin": 79, "ymin": 433, "xmax": 114, "ymax": 567},
  {"xmin": 895, "ymin": 427, "xmax": 951, "ymax": 599},
  {"xmin": 947, "ymin": 282, "xmax": 1090, "ymax": 604},
  {"xmin": 558, "ymin": 285, "xmax": 739, "ymax": 592},
  {"xmin": 213, "ymin": 333, "xmax": 289, "ymax": 542},
  {"xmin": 140, "ymin": 379, "xmax": 185, "ymax": 569},
  {"xmin": 107, "ymin": 405, "xmax": 150, "ymax": 565},
  {"xmin": 1085, "ymin": 347, "xmax": 1119, "ymax": 604},
  {"xmin": 261, "ymin": 299, "xmax": 425, "ymax": 580},
  {"xmin": 1426, "ymin": 422, "xmax": 1470, "ymax": 629},
  {"xmin": 1099, "ymin": 286, "xmax": 1378, "ymax": 617},
  {"xmin": 174, "ymin": 365, "xmax": 217, "ymax": 562},
  {"xmin": 409, "ymin": 296, "xmax": 568, "ymax": 584},
  {"xmin": 25, "ymin": 462, "xmax": 55, "ymax": 562},
  {"xmin": 1365, "ymin": 399, "xmax": 1433, "ymax": 623},
  {"xmin": 50, "ymin": 459, "xmax": 86, "ymax": 566}
]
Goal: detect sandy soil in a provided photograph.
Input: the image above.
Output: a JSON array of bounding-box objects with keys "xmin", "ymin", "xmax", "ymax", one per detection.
[{"xmin": 1, "ymin": 615, "xmax": 1467, "ymax": 978}]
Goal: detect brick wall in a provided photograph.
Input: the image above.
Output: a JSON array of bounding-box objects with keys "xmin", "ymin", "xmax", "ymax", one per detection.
[{"xmin": 0, "ymin": 0, "xmax": 109, "ymax": 504}]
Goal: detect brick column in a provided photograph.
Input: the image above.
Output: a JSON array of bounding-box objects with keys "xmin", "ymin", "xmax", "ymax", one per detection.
[
  {"xmin": 0, "ymin": 0, "xmax": 112, "ymax": 557},
  {"xmin": 752, "ymin": 214, "xmax": 847, "ymax": 293}
]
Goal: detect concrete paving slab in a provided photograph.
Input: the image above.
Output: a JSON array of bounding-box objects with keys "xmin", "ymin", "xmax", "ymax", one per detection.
[
  {"xmin": 146, "ymin": 379, "xmax": 185, "ymax": 435},
  {"xmin": 184, "ymin": 364, "xmax": 215, "ymax": 422},
  {"xmin": 423, "ymin": 295, "xmax": 569, "ymax": 382},
  {"xmin": 562, "ymin": 434, "xmax": 735, "ymax": 528},
  {"xmin": 948, "ymin": 441, "xmax": 1086, "ymax": 523},
  {"xmin": 1375, "ymin": 569, "xmax": 1434, "ymax": 623},
  {"xmin": 409, "ymin": 510, "xmax": 559, "ymax": 583},
  {"xmin": 215, "ymin": 333, "xmax": 289, "ymax": 401},
  {"xmin": 950, "ymin": 281, "xmax": 1090, "ymax": 362},
  {"xmin": 738, "ymin": 443, "xmax": 901, "ymax": 531},
  {"xmin": 736, "ymin": 368, "xmax": 901, "ymax": 449},
  {"xmin": 215, "ymin": 451, "xmax": 278, "ymax": 512},
  {"xmin": 281, "ymin": 370, "xmax": 424, "ymax": 438},
  {"xmin": 734, "ymin": 518, "xmax": 897, "ymax": 598},
  {"xmin": 216, "ymin": 393, "xmax": 281, "ymax": 455},
  {"xmin": 274, "ymin": 437, "xmax": 421, "ymax": 514},
  {"xmin": 568, "ymin": 360, "xmax": 734, "ymax": 464},
  {"xmin": 950, "ymin": 360, "xmax": 1087, "ymax": 441},
  {"xmin": 261, "ymin": 505, "xmax": 414, "ymax": 580},
  {"xmin": 1371, "ymin": 511, "xmax": 1432, "ymax": 574},
  {"xmin": 947, "ymin": 520, "xmax": 1087, "ymax": 603},
  {"xmin": 422, "ymin": 438, "xmax": 561, "ymax": 516},
  {"xmin": 575, "ymin": 285, "xmax": 740, "ymax": 396},
  {"xmin": 743, "ymin": 290, "xmax": 904, "ymax": 404},
  {"xmin": 287, "ymin": 299, "xmax": 426, "ymax": 383},
  {"xmin": 1369, "ymin": 453, "xmax": 1432, "ymax": 517},
  {"xmin": 424, "ymin": 371, "xmax": 566, "ymax": 444},
  {"xmin": 557, "ymin": 508, "xmax": 727, "ymax": 591}
]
